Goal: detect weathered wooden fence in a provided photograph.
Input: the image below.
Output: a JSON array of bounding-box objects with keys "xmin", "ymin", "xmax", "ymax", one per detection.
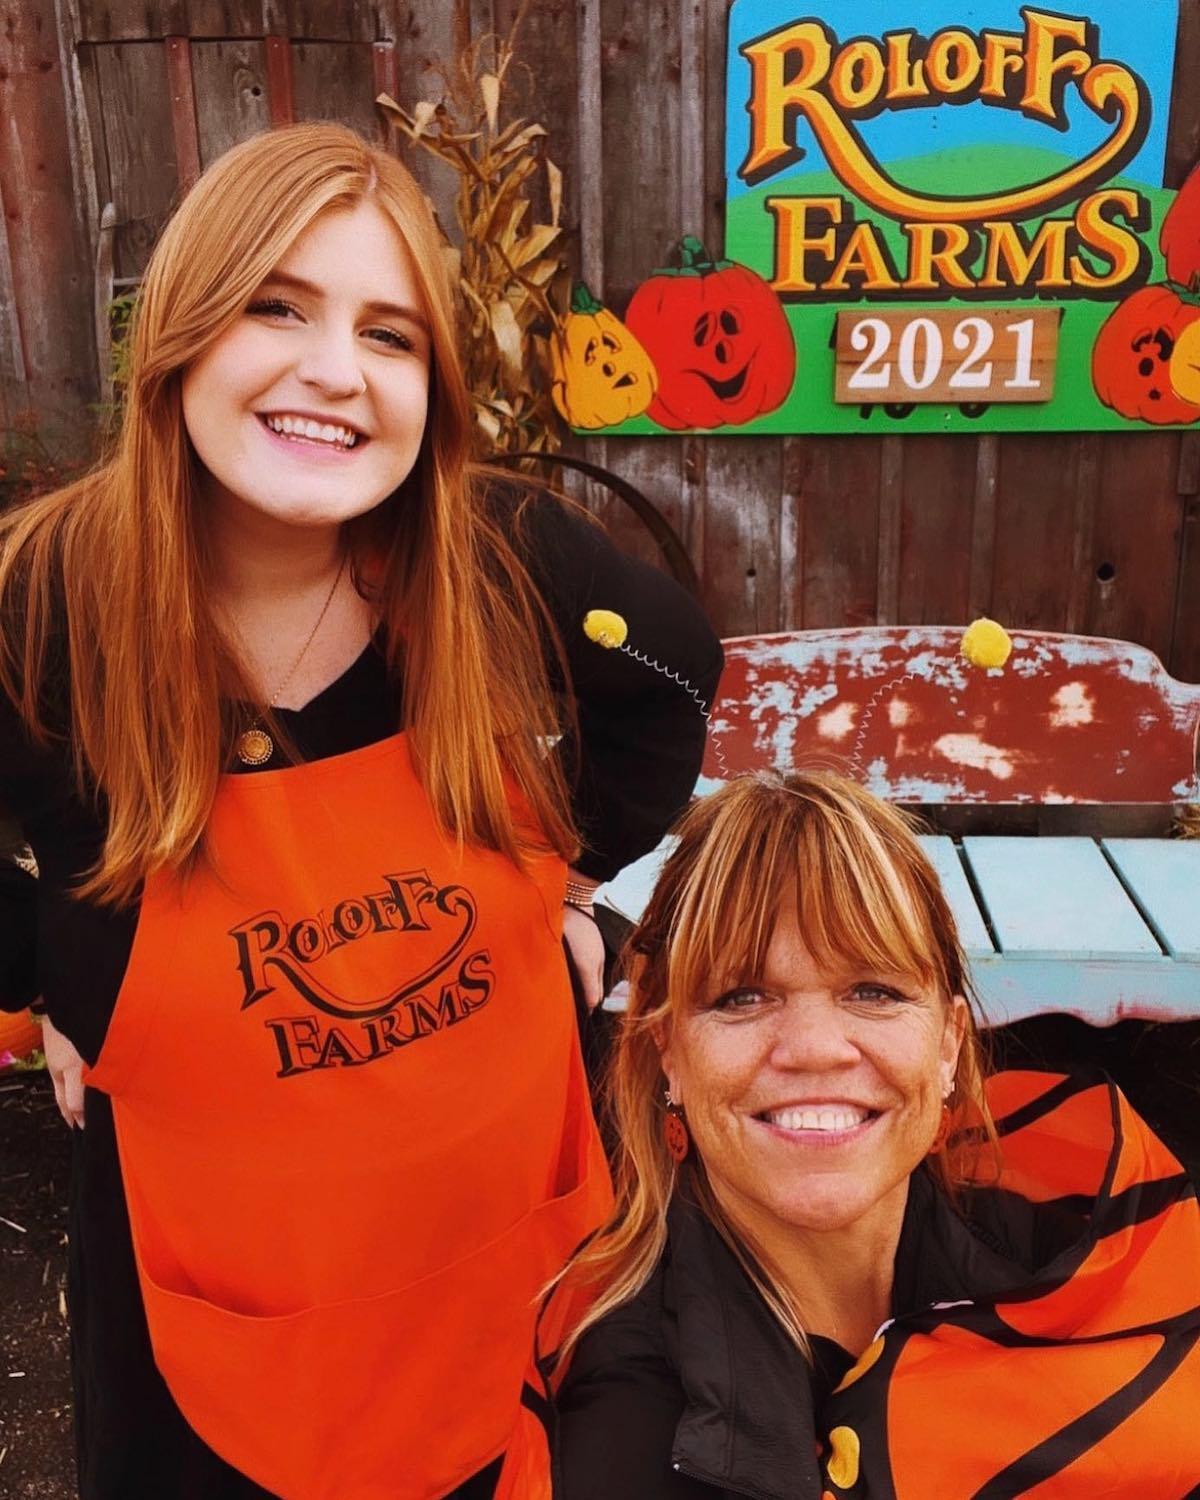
[{"xmin": 1, "ymin": 0, "xmax": 1198, "ymax": 677}]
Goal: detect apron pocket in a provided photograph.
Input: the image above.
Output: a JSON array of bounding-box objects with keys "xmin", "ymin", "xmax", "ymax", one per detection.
[{"xmin": 130, "ymin": 1169, "xmax": 604, "ymax": 1500}]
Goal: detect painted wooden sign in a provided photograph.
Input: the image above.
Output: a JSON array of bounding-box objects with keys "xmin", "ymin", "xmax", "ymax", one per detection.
[{"xmin": 556, "ymin": 2, "xmax": 1200, "ymax": 437}]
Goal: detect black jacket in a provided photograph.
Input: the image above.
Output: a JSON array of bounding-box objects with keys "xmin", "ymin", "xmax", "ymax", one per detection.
[{"xmin": 554, "ymin": 1167, "xmax": 1080, "ymax": 1499}]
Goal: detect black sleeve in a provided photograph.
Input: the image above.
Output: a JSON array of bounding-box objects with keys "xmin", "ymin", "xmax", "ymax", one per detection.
[
  {"xmin": 0, "ymin": 698, "xmax": 40, "ymax": 1012},
  {"xmin": 0, "ymin": 849, "xmax": 37, "ymax": 1011},
  {"xmin": 556, "ymin": 1361, "xmax": 707, "ymax": 1499},
  {"xmin": 0, "ymin": 597, "xmax": 71, "ymax": 1017},
  {"xmin": 515, "ymin": 493, "xmax": 724, "ymax": 883},
  {"xmin": 555, "ymin": 1301, "xmax": 708, "ymax": 1500}
]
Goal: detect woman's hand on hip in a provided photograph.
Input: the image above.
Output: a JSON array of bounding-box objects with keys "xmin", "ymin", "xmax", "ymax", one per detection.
[
  {"xmin": 562, "ymin": 902, "xmax": 605, "ymax": 1012},
  {"xmin": 41, "ymin": 1012, "xmax": 86, "ymax": 1129}
]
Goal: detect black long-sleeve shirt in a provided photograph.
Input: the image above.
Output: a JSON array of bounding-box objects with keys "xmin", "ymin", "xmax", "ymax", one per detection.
[{"xmin": 0, "ymin": 491, "xmax": 723, "ymax": 1500}]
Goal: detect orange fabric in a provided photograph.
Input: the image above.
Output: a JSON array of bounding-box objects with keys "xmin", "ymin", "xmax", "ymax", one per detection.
[
  {"xmin": 973, "ymin": 1073, "xmax": 1114, "ymax": 1203},
  {"xmin": 819, "ymin": 1072, "xmax": 1200, "ymax": 1499},
  {"xmin": 997, "ymin": 1200, "xmax": 1200, "ymax": 1338},
  {"xmin": 85, "ymin": 734, "xmax": 611, "ymax": 1499},
  {"xmin": 494, "ymin": 1409, "xmax": 552, "ymax": 1500},
  {"xmin": 886, "ymin": 1327, "xmax": 1163, "ymax": 1496},
  {"xmin": 1017, "ymin": 1339, "xmax": 1200, "ymax": 1498}
]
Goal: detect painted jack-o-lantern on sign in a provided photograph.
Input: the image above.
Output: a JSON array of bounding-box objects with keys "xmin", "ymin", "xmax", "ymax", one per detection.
[
  {"xmin": 624, "ymin": 238, "xmax": 796, "ymax": 429},
  {"xmin": 566, "ymin": 1, "xmax": 1193, "ymax": 437},
  {"xmin": 550, "ymin": 283, "xmax": 657, "ymax": 429}
]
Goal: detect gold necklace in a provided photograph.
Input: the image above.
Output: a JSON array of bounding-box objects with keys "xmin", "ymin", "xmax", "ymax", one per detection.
[{"xmin": 235, "ymin": 551, "xmax": 348, "ymax": 767}]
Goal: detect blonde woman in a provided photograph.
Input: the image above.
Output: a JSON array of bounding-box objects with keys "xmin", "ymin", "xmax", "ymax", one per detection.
[
  {"xmin": 555, "ymin": 773, "xmax": 1200, "ymax": 1499},
  {"xmin": 0, "ymin": 125, "xmax": 721, "ymax": 1500}
]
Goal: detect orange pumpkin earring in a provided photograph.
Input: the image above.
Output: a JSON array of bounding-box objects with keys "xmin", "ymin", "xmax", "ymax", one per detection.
[
  {"xmin": 664, "ymin": 1091, "xmax": 691, "ymax": 1164},
  {"xmin": 928, "ymin": 1097, "xmax": 954, "ymax": 1156}
]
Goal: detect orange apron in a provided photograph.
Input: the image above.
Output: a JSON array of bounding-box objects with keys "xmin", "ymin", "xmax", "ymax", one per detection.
[{"xmin": 84, "ymin": 734, "xmax": 611, "ymax": 1500}]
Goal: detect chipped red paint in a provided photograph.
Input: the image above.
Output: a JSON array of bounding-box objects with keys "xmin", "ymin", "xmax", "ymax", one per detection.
[{"xmin": 704, "ymin": 628, "xmax": 1200, "ymax": 804}]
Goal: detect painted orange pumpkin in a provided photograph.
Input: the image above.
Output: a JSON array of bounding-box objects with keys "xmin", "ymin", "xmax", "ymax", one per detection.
[
  {"xmin": 1160, "ymin": 163, "xmax": 1200, "ymax": 288},
  {"xmin": 624, "ymin": 236, "xmax": 796, "ymax": 430},
  {"xmin": 551, "ymin": 283, "xmax": 658, "ymax": 430},
  {"xmin": 1091, "ymin": 284, "xmax": 1200, "ymax": 424}
]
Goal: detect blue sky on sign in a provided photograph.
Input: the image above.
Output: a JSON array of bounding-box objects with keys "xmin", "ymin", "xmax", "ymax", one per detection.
[{"xmin": 724, "ymin": 0, "xmax": 1179, "ymax": 203}]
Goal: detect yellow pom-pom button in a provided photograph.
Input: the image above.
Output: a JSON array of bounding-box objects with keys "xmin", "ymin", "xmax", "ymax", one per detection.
[
  {"xmin": 961, "ymin": 617, "xmax": 1012, "ymax": 670},
  {"xmin": 825, "ymin": 1426, "xmax": 861, "ymax": 1489},
  {"xmin": 583, "ymin": 608, "xmax": 628, "ymax": 649}
]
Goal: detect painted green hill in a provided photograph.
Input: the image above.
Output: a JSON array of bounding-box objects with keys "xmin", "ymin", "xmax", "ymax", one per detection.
[{"xmin": 724, "ymin": 141, "xmax": 1171, "ymax": 281}]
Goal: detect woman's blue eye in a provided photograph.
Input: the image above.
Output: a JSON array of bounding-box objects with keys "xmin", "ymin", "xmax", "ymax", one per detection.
[
  {"xmin": 713, "ymin": 986, "xmax": 767, "ymax": 1011},
  {"xmin": 246, "ymin": 297, "xmax": 298, "ymax": 318},
  {"xmin": 244, "ymin": 302, "xmax": 413, "ymax": 353},
  {"xmin": 850, "ymin": 982, "xmax": 907, "ymax": 1004},
  {"xmin": 366, "ymin": 327, "xmax": 415, "ymax": 351}
]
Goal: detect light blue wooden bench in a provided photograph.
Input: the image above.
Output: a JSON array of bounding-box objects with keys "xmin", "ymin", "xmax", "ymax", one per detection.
[{"xmin": 601, "ymin": 628, "xmax": 1200, "ymax": 1028}]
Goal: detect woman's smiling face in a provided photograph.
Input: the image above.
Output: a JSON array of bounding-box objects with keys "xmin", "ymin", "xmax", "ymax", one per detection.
[
  {"xmin": 181, "ymin": 198, "xmax": 432, "ymax": 532},
  {"xmin": 661, "ymin": 903, "xmax": 966, "ymax": 1241}
]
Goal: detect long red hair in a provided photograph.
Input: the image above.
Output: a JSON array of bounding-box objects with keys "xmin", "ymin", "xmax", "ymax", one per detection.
[{"xmin": 0, "ymin": 123, "xmax": 577, "ymax": 904}]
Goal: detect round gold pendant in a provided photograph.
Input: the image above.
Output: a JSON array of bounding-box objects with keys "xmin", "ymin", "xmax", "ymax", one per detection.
[{"xmin": 237, "ymin": 726, "xmax": 274, "ymax": 767}]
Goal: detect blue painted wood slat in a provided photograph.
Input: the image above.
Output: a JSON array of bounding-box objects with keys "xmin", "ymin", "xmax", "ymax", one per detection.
[
  {"xmin": 970, "ymin": 955, "xmax": 1200, "ymax": 1027},
  {"xmin": 1101, "ymin": 839, "xmax": 1200, "ymax": 961},
  {"xmin": 604, "ymin": 837, "xmax": 998, "ymax": 961},
  {"xmin": 916, "ymin": 836, "xmax": 995, "ymax": 958},
  {"xmin": 961, "ymin": 837, "xmax": 1164, "ymax": 960}
]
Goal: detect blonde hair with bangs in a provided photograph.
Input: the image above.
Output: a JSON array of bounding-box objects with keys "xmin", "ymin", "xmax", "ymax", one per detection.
[
  {"xmin": 0, "ymin": 123, "xmax": 577, "ymax": 903},
  {"xmin": 560, "ymin": 770, "xmax": 997, "ymax": 1359}
]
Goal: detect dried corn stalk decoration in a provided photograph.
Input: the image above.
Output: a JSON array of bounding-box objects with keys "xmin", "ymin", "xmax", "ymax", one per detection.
[{"xmin": 377, "ymin": 0, "xmax": 567, "ymax": 462}]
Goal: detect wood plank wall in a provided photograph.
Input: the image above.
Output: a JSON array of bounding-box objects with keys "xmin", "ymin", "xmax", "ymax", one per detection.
[{"xmin": 1, "ymin": 0, "xmax": 1198, "ymax": 678}]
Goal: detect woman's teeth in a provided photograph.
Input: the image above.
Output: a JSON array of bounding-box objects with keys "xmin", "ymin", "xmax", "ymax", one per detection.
[
  {"xmin": 766, "ymin": 1106, "xmax": 869, "ymax": 1133},
  {"xmin": 263, "ymin": 414, "xmax": 359, "ymax": 448}
]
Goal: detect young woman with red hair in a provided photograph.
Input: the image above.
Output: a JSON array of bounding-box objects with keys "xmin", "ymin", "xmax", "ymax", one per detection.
[{"xmin": 0, "ymin": 123, "xmax": 721, "ymax": 1499}]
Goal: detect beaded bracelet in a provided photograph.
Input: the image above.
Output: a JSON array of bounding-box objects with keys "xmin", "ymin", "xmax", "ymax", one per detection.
[{"xmin": 564, "ymin": 878, "xmax": 598, "ymax": 913}]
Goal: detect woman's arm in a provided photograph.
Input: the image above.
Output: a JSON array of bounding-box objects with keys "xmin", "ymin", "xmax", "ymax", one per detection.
[
  {"xmin": 0, "ymin": 848, "xmax": 37, "ymax": 1011},
  {"xmin": 516, "ymin": 492, "xmax": 725, "ymax": 884},
  {"xmin": 555, "ymin": 1310, "xmax": 708, "ymax": 1499},
  {"xmin": 557, "ymin": 1366, "xmax": 708, "ymax": 1498},
  {"xmin": 0, "ymin": 696, "xmax": 40, "ymax": 1019},
  {"xmin": 0, "ymin": 792, "xmax": 84, "ymax": 1129},
  {"xmin": 0, "ymin": 672, "xmax": 88, "ymax": 1127}
]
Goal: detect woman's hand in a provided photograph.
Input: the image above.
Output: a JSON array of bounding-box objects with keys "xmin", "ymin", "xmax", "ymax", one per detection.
[
  {"xmin": 41, "ymin": 1012, "xmax": 86, "ymax": 1129},
  {"xmin": 562, "ymin": 902, "xmax": 605, "ymax": 1012}
]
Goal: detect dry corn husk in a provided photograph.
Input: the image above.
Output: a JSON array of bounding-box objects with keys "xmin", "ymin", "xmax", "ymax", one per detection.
[{"xmin": 377, "ymin": 0, "xmax": 567, "ymax": 463}]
